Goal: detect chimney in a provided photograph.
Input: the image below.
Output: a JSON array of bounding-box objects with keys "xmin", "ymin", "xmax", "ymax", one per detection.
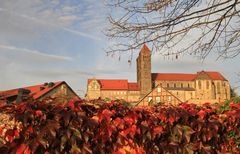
[
  {"xmin": 48, "ymin": 82, "xmax": 55, "ymax": 88},
  {"xmin": 16, "ymin": 88, "xmax": 31, "ymax": 103}
]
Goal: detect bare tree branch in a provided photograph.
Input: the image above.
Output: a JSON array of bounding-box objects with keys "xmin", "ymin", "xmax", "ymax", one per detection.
[{"xmin": 105, "ymin": 0, "xmax": 240, "ymax": 60}]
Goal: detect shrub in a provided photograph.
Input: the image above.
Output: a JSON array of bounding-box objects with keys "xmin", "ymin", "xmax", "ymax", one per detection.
[{"xmin": 0, "ymin": 98, "xmax": 239, "ymax": 153}]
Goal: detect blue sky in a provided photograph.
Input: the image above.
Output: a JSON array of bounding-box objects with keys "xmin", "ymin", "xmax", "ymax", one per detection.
[{"xmin": 0, "ymin": 0, "xmax": 239, "ymax": 96}]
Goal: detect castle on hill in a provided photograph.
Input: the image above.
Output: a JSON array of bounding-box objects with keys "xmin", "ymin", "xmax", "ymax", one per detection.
[{"xmin": 87, "ymin": 44, "xmax": 230, "ymax": 106}]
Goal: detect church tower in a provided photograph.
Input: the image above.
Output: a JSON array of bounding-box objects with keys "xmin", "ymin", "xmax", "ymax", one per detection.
[{"xmin": 137, "ymin": 44, "xmax": 152, "ymax": 98}]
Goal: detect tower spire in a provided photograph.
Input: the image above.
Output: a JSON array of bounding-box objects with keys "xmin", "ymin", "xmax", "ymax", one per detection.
[
  {"xmin": 140, "ymin": 43, "xmax": 151, "ymax": 54},
  {"xmin": 137, "ymin": 44, "xmax": 152, "ymax": 98}
]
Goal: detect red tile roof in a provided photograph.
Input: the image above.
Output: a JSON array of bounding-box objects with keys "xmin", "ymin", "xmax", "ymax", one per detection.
[
  {"xmin": 0, "ymin": 81, "xmax": 64, "ymax": 99},
  {"xmin": 152, "ymin": 73, "xmax": 196, "ymax": 81},
  {"xmin": 88, "ymin": 79, "xmax": 140, "ymax": 91},
  {"xmin": 128, "ymin": 82, "xmax": 140, "ymax": 91},
  {"xmin": 205, "ymin": 72, "xmax": 227, "ymax": 81},
  {"xmin": 88, "ymin": 79, "xmax": 129, "ymax": 90},
  {"xmin": 152, "ymin": 71, "xmax": 227, "ymax": 81}
]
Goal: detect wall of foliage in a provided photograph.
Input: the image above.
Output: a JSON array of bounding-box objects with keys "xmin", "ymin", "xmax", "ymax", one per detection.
[{"xmin": 0, "ymin": 98, "xmax": 239, "ymax": 153}]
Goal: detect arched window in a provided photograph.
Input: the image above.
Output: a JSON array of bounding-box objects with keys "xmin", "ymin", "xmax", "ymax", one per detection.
[
  {"xmin": 217, "ymin": 82, "xmax": 220, "ymax": 94},
  {"xmin": 198, "ymin": 81, "xmax": 201, "ymax": 89},
  {"xmin": 206, "ymin": 81, "xmax": 209, "ymax": 89}
]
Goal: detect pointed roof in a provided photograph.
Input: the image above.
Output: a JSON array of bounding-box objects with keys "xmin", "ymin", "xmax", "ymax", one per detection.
[
  {"xmin": 140, "ymin": 44, "xmax": 151, "ymax": 54},
  {"xmin": 203, "ymin": 71, "xmax": 227, "ymax": 81}
]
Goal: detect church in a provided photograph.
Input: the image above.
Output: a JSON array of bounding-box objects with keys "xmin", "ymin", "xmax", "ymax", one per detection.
[{"xmin": 87, "ymin": 44, "xmax": 231, "ymax": 106}]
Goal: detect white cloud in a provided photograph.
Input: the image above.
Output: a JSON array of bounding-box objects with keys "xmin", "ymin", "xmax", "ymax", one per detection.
[{"xmin": 0, "ymin": 44, "xmax": 72, "ymax": 61}]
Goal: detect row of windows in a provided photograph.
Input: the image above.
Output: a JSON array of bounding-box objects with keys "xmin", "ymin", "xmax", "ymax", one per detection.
[
  {"xmin": 103, "ymin": 91, "xmax": 127, "ymax": 95},
  {"xmin": 159, "ymin": 83, "xmax": 191, "ymax": 88},
  {"xmin": 148, "ymin": 96, "xmax": 172, "ymax": 103},
  {"xmin": 198, "ymin": 81, "xmax": 223, "ymax": 92}
]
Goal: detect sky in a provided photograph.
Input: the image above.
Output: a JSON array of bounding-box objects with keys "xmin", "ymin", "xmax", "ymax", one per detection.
[{"xmin": 0, "ymin": 0, "xmax": 239, "ymax": 96}]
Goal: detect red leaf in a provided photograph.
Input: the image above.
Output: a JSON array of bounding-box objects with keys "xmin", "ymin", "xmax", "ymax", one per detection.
[
  {"xmin": 158, "ymin": 113, "xmax": 167, "ymax": 122},
  {"xmin": 35, "ymin": 110, "xmax": 43, "ymax": 117},
  {"xmin": 26, "ymin": 126, "xmax": 33, "ymax": 135},
  {"xmin": 114, "ymin": 117, "xmax": 124, "ymax": 129},
  {"xmin": 24, "ymin": 146, "xmax": 31, "ymax": 154},
  {"xmin": 168, "ymin": 116, "xmax": 175, "ymax": 125},
  {"xmin": 124, "ymin": 116, "xmax": 134, "ymax": 126},
  {"xmin": 16, "ymin": 144, "xmax": 25, "ymax": 154},
  {"xmin": 14, "ymin": 129, "xmax": 20, "ymax": 138},
  {"xmin": 0, "ymin": 127, "xmax": 2, "ymax": 136},
  {"xmin": 153, "ymin": 126, "xmax": 164, "ymax": 136},
  {"xmin": 98, "ymin": 109, "xmax": 114, "ymax": 122},
  {"xmin": 198, "ymin": 110, "xmax": 205, "ymax": 120},
  {"xmin": 229, "ymin": 103, "xmax": 240, "ymax": 110},
  {"xmin": 204, "ymin": 109, "xmax": 213, "ymax": 113}
]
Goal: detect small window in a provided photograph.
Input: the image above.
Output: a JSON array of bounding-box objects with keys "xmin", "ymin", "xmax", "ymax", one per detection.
[
  {"xmin": 61, "ymin": 85, "xmax": 67, "ymax": 95},
  {"xmin": 157, "ymin": 87, "xmax": 161, "ymax": 93},
  {"xmin": 156, "ymin": 97, "xmax": 161, "ymax": 103},
  {"xmin": 148, "ymin": 97, "xmax": 152, "ymax": 102},
  {"xmin": 167, "ymin": 83, "xmax": 169, "ymax": 88},
  {"xmin": 181, "ymin": 83, "xmax": 183, "ymax": 88},
  {"xmin": 188, "ymin": 84, "xmax": 190, "ymax": 88},
  {"xmin": 167, "ymin": 96, "xmax": 172, "ymax": 102},
  {"xmin": 174, "ymin": 83, "xmax": 176, "ymax": 88}
]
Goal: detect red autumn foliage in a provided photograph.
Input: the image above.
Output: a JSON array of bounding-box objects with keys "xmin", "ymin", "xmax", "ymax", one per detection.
[{"xmin": 0, "ymin": 97, "xmax": 239, "ymax": 153}]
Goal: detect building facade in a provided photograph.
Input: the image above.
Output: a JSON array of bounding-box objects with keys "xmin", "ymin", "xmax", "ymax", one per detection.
[{"xmin": 87, "ymin": 44, "xmax": 231, "ymax": 105}]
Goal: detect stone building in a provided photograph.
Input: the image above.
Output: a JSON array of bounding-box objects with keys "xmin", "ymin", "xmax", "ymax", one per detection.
[
  {"xmin": 87, "ymin": 44, "xmax": 231, "ymax": 105},
  {"xmin": 0, "ymin": 81, "xmax": 79, "ymax": 104},
  {"xmin": 87, "ymin": 79, "xmax": 140, "ymax": 102}
]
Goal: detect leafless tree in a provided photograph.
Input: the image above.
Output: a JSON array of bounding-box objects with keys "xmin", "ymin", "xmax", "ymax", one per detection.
[{"xmin": 105, "ymin": 0, "xmax": 240, "ymax": 60}]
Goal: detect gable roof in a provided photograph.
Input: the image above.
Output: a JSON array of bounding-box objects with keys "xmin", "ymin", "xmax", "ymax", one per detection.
[
  {"xmin": 0, "ymin": 81, "xmax": 71, "ymax": 100},
  {"xmin": 88, "ymin": 79, "xmax": 129, "ymax": 90},
  {"xmin": 204, "ymin": 72, "xmax": 227, "ymax": 81},
  {"xmin": 88, "ymin": 79, "xmax": 140, "ymax": 91},
  {"xmin": 152, "ymin": 71, "xmax": 227, "ymax": 81},
  {"xmin": 136, "ymin": 84, "xmax": 183, "ymax": 106}
]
